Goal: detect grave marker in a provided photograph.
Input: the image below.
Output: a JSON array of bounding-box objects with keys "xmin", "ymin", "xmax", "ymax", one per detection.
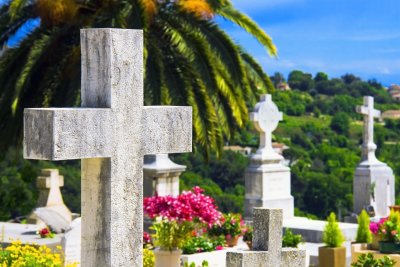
[
  {"xmin": 354, "ymin": 96, "xmax": 395, "ymax": 218},
  {"xmin": 227, "ymin": 208, "xmax": 306, "ymax": 267},
  {"xmin": 24, "ymin": 29, "xmax": 192, "ymax": 266},
  {"xmin": 244, "ymin": 95, "xmax": 294, "ymax": 220}
]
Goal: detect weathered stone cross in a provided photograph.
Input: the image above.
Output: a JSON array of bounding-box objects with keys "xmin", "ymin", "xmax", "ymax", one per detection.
[
  {"xmin": 250, "ymin": 94, "xmax": 283, "ymax": 161},
  {"xmin": 356, "ymin": 96, "xmax": 381, "ymax": 164},
  {"xmin": 24, "ymin": 29, "xmax": 192, "ymax": 266},
  {"xmin": 226, "ymin": 208, "xmax": 306, "ymax": 267}
]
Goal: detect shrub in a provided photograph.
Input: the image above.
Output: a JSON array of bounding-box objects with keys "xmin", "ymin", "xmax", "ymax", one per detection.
[
  {"xmin": 151, "ymin": 220, "xmax": 193, "ymax": 251},
  {"xmin": 181, "ymin": 236, "xmax": 224, "ymax": 254},
  {"xmin": 0, "ymin": 241, "xmax": 77, "ymax": 267},
  {"xmin": 143, "ymin": 248, "xmax": 155, "ymax": 267},
  {"xmin": 322, "ymin": 212, "xmax": 345, "ymax": 247},
  {"xmin": 356, "ymin": 210, "xmax": 372, "ymax": 243},
  {"xmin": 282, "ymin": 228, "xmax": 303, "ymax": 248},
  {"xmin": 351, "ymin": 253, "xmax": 395, "ymax": 267},
  {"xmin": 208, "ymin": 213, "xmax": 245, "ymax": 239},
  {"xmin": 377, "ymin": 211, "xmax": 400, "ymax": 243}
]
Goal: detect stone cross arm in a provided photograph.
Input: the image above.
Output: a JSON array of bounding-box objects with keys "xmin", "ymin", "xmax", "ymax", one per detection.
[
  {"xmin": 24, "ymin": 106, "xmax": 192, "ymax": 160},
  {"xmin": 356, "ymin": 105, "xmax": 381, "ymax": 118}
]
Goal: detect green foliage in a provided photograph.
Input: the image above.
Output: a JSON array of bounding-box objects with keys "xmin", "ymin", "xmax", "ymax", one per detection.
[
  {"xmin": 208, "ymin": 213, "xmax": 244, "ymax": 238},
  {"xmin": 282, "ymin": 228, "xmax": 303, "ymax": 248},
  {"xmin": 351, "ymin": 253, "xmax": 396, "ymax": 267},
  {"xmin": 356, "ymin": 210, "xmax": 372, "ymax": 243},
  {"xmin": 322, "ymin": 212, "xmax": 345, "ymax": 247},
  {"xmin": 330, "ymin": 112, "xmax": 350, "ymax": 135},
  {"xmin": 143, "ymin": 248, "xmax": 155, "ymax": 267},
  {"xmin": 379, "ymin": 211, "xmax": 400, "ymax": 243},
  {"xmin": 184, "ymin": 261, "xmax": 209, "ymax": 267},
  {"xmin": 151, "ymin": 220, "xmax": 194, "ymax": 251},
  {"xmin": 181, "ymin": 236, "xmax": 224, "ymax": 254}
]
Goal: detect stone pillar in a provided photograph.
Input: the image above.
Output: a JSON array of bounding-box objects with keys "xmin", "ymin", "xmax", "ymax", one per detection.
[
  {"xmin": 143, "ymin": 154, "xmax": 186, "ymax": 197},
  {"xmin": 354, "ymin": 96, "xmax": 395, "ymax": 218},
  {"xmin": 244, "ymin": 94, "xmax": 294, "ymax": 220},
  {"xmin": 28, "ymin": 169, "xmax": 72, "ymax": 225}
]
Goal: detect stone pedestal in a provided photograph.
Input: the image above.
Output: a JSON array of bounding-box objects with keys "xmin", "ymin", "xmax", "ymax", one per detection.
[
  {"xmin": 143, "ymin": 154, "xmax": 186, "ymax": 197},
  {"xmin": 354, "ymin": 162, "xmax": 395, "ymax": 218},
  {"xmin": 245, "ymin": 157, "xmax": 294, "ymax": 220}
]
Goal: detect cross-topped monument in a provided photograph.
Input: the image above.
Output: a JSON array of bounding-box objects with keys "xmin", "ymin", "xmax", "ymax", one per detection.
[
  {"xmin": 24, "ymin": 29, "xmax": 192, "ymax": 266},
  {"xmin": 353, "ymin": 96, "xmax": 394, "ymax": 218},
  {"xmin": 356, "ymin": 96, "xmax": 381, "ymax": 164},
  {"xmin": 251, "ymin": 94, "xmax": 283, "ymax": 161},
  {"xmin": 244, "ymin": 94, "xmax": 294, "ymax": 220},
  {"xmin": 227, "ymin": 208, "xmax": 306, "ymax": 267}
]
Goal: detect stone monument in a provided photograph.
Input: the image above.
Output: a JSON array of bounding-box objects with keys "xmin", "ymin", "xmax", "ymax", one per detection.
[
  {"xmin": 143, "ymin": 154, "xmax": 186, "ymax": 198},
  {"xmin": 24, "ymin": 29, "xmax": 192, "ymax": 266},
  {"xmin": 244, "ymin": 94, "xmax": 294, "ymax": 220},
  {"xmin": 354, "ymin": 96, "xmax": 395, "ymax": 218},
  {"xmin": 226, "ymin": 208, "xmax": 306, "ymax": 267},
  {"xmin": 28, "ymin": 169, "xmax": 72, "ymax": 227}
]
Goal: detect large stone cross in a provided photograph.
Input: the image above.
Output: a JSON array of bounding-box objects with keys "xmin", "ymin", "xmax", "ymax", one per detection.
[
  {"xmin": 227, "ymin": 208, "xmax": 306, "ymax": 267},
  {"xmin": 250, "ymin": 94, "xmax": 283, "ymax": 160},
  {"xmin": 356, "ymin": 96, "xmax": 381, "ymax": 164},
  {"xmin": 24, "ymin": 29, "xmax": 192, "ymax": 266}
]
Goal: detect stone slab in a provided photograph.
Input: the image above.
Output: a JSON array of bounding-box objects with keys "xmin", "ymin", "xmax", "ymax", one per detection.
[
  {"xmin": 0, "ymin": 222, "xmax": 62, "ymax": 249},
  {"xmin": 283, "ymin": 217, "xmax": 358, "ymax": 243}
]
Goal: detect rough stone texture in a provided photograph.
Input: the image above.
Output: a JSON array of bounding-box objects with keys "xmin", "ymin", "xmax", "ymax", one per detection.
[
  {"xmin": 282, "ymin": 248, "xmax": 307, "ymax": 267},
  {"xmin": 245, "ymin": 94, "xmax": 294, "ymax": 220},
  {"xmin": 23, "ymin": 29, "xmax": 192, "ymax": 267},
  {"xmin": 28, "ymin": 169, "xmax": 72, "ymax": 227},
  {"xmin": 354, "ymin": 96, "xmax": 395, "ymax": 218},
  {"xmin": 226, "ymin": 208, "xmax": 306, "ymax": 267},
  {"xmin": 226, "ymin": 251, "xmax": 269, "ymax": 267}
]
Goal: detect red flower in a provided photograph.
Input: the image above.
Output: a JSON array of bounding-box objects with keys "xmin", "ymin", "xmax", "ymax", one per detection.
[{"xmin": 216, "ymin": 245, "xmax": 223, "ymax": 250}]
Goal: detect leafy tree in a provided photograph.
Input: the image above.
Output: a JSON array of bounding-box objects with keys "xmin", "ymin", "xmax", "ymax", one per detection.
[
  {"xmin": 314, "ymin": 72, "xmax": 328, "ymax": 82},
  {"xmin": 270, "ymin": 72, "xmax": 285, "ymax": 88},
  {"xmin": 288, "ymin": 70, "xmax": 314, "ymax": 92},
  {"xmin": 0, "ymin": 0, "xmax": 277, "ymax": 157},
  {"xmin": 331, "ymin": 112, "xmax": 350, "ymax": 135}
]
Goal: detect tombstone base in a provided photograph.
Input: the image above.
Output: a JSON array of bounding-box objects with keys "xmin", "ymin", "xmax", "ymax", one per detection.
[
  {"xmin": 353, "ymin": 162, "xmax": 395, "ymax": 218},
  {"xmin": 244, "ymin": 163, "xmax": 294, "ymax": 220},
  {"xmin": 245, "ymin": 196, "xmax": 294, "ymax": 221}
]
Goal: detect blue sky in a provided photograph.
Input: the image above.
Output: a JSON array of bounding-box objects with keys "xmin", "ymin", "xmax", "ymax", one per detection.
[{"xmin": 218, "ymin": 0, "xmax": 400, "ymax": 86}]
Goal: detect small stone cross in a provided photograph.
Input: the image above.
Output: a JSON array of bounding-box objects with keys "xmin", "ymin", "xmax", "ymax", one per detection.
[
  {"xmin": 24, "ymin": 29, "xmax": 192, "ymax": 266},
  {"xmin": 250, "ymin": 94, "xmax": 283, "ymax": 160},
  {"xmin": 356, "ymin": 96, "xmax": 381, "ymax": 163},
  {"xmin": 226, "ymin": 208, "xmax": 306, "ymax": 267}
]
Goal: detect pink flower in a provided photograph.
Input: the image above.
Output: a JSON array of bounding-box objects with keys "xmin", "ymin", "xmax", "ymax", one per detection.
[
  {"xmin": 392, "ymin": 230, "xmax": 398, "ymax": 236},
  {"xmin": 216, "ymin": 245, "xmax": 223, "ymax": 250},
  {"xmin": 369, "ymin": 222, "xmax": 379, "ymax": 235},
  {"xmin": 225, "ymin": 234, "xmax": 232, "ymax": 240}
]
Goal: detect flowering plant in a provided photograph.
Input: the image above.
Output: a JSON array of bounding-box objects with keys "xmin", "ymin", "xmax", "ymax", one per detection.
[
  {"xmin": 0, "ymin": 241, "xmax": 77, "ymax": 267},
  {"xmin": 208, "ymin": 213, "xmax": 245, "ymax": 242},
  {"xmin": 370, "ymin": 217, "xmax": 388, "ymax": 236},
  {"xmin": 375, "ymin": 211, "xmax": 400, "ymax": 243},
  {"xmin": 38, "ymin": 227, "xmax": 55, "ymax": 238},
  {"xmin": 143, "ymin": 231, "xmax": 153, "ymax": 249},
  {"xmin": 144, "ymin": 186, "xmax": 221, "ymax": 226},
  {"xmin": 144, "ymin": 187, "xmax": 222, "ymax": 251}
]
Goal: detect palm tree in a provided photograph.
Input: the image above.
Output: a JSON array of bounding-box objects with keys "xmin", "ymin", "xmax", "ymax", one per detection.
[{"xmin": 0, "ymin": 0, "xmax": 276, "ymax": 157}]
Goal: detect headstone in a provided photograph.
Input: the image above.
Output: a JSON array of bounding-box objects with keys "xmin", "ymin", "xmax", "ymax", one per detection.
[
  {"xmin": 34, "ymin": 207, "xmax": 70, "ymax": 233},
  {"xmin": 61, "ymin": 218, "xmax": 81, "ymax": 266},
  {"xmin": 23, "ymin": 29, "xmax": 192, "ymax": 266},
  {"xmin": 354, "ymin": 96, "xmax": 395, "ymax": 218},
  {"xmin": 226, "ymin": 208, "xmax": 306, "ymax": 267},
  {"xmin": 28, "ymin": 169, "xmax": 72, "ymax": 228},
  {"xmin": 143, "ymin": 154, "xmax": 186, "ymax": 197},
  {"xmin": 244, "ymin": 94, "xmax": 294, "ymax": 220}
]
